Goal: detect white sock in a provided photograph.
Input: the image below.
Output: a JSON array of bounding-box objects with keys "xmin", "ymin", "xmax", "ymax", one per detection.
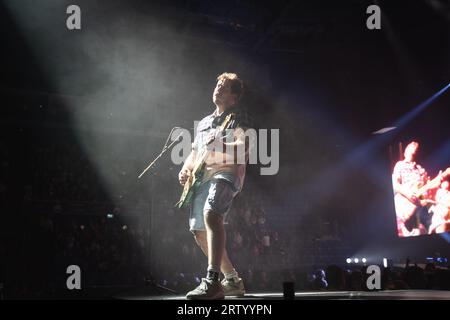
[{"xmin": 224, "ymin": 269, "xmax": 239, "ymax": 282}]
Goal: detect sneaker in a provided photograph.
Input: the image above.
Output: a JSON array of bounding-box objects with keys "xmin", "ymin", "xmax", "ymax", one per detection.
[
  {"xmin": 221, "ymin": 277, "xmax": 245, "ymax": 297},
  {"xmin": 186, "ymin": 278, "xmax": 224, "ymax": 300}
]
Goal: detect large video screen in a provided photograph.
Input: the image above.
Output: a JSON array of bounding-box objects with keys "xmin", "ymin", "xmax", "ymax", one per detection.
[{"xmin": 392, "ymin": 141, "xmax": 450, "ymax": 237}]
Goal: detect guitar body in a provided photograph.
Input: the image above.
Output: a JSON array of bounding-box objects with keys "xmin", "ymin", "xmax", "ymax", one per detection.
[
  {"xmin": 177, "ymin": 161, "xmax": 206, "ymax": 209},
  {"xmin": 176, "ymin": 113, "xmax": 235, "ymax": 209}
]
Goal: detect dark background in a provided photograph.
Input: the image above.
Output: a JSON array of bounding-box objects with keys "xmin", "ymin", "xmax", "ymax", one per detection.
[{"xmin": 0, "ymin": 0, "xmax": 449, "ymax": 297}]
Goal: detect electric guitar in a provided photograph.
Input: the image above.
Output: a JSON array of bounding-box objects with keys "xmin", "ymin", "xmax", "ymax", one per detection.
[
  {"xmin": 394, "ymin": 167, "xmax": 450, "ymax": 220},
  {"xmin": 176, "ymin": 113, "xmax": 235, "ymax": 209}
]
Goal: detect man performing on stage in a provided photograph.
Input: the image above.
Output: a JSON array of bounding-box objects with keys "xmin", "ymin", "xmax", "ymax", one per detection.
[
  {"xmin": 392, "ymin": 141, "xmax": 449, "ymax": 237},
  {"xmin": 178, "ymin": 73, "xmax": 249, "ymax": 299},
  {"xmin": 392, "ymin": 141, "xmax": 429, "ymax": 237},
  {"xmin": 428, "ymin": 179, "xmax": 450, "ymax": 234}
]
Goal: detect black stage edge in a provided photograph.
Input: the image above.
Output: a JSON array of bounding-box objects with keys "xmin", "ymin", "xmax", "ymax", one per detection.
[{"xmin": 114, "ymin": 289, "xmax": 450, "ymax": 300}]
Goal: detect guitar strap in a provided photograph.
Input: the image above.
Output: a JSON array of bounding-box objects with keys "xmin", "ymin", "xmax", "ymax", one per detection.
[
  {"xmin": 212, "ymin": 107, "xmax": 238, "ymax": 128},
  {"xmin": 212, "ymin": 105, "xmax": 253, "ymax": 130}
]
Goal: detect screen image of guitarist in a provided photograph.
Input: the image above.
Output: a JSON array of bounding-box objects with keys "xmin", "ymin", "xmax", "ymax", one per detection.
[{"xmin": 392, "ymin": 141, "xmax": 450, "ymax": 237}]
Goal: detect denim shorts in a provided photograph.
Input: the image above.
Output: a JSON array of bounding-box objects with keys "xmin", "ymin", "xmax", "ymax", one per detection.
[{"xmin": 189, "ymin": 178, "xmax": 238, "ymax": 232}]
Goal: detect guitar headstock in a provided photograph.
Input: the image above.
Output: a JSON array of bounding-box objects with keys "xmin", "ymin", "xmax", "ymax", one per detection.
[
  {"xmin": 205, "ymin": 113, "xmax": 236, "ymax": 146},
  {"xmin": 219, "ymin": 113, "xmax": 234, "ymax": 130},
  {"xmin": 214, "ymin": 113, "xmax": 235, "ymax": 137}
]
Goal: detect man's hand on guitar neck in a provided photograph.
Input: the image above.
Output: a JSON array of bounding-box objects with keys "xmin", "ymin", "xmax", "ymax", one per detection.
[
  {"xmin": 206, "ymin": 131, "xmax": 223, "ymax": 146},
  {"xmin": 205, "ymin": 129, "xmax": 244, "ymax": 150},
  {"xmin": 205, "ymin": 132, "xmax": 215, "ymax": 147},
  {"xmin": 179, "ymin": 168, "xmax": 192, "ymax": 186}
]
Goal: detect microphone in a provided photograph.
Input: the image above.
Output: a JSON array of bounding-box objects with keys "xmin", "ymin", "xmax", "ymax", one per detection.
[
  {"xmin": 171, "ymin": 131, "xmax": 184, "ymax": 142},
  {"xmin": 163, "ymin": 127, "xmax": 185, "ymax": 149}
]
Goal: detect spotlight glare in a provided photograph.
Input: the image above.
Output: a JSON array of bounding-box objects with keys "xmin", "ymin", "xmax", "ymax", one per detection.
[
  {"xmin": 354, "ymin": 258, "xmax": 359, "ymax": 263},
  {"xmin": 362, "ymin": 258, "xmax": 367, "ymax": 263},
  {"xmin": 346, "ymin": 258, "xmax": 352, "ymax": 264},
  {"xmin": 373, "ymin": 127, "xmax": 396, "ymax": 134},
  {"xmin": 383, "ymin": 258, "xmax": 388, "ymax": 268}
]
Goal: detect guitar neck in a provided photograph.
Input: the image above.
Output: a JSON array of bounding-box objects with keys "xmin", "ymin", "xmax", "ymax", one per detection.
[
  {"xmin": 193, "ymin": 113, "xmax": 235, "ymax": 172},
  {"xmin": 418, "ymin": 168, "xmax": 450, "ymax": 195}
]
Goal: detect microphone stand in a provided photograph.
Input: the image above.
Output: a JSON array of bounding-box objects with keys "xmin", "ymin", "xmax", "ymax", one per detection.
[
  {"xmin": 138, "ymin": 129, "xmax": 184, "ymax": 179},
  {"xmin": 137, "ymin": 128, "xmax": 184, "ymax": 296}
]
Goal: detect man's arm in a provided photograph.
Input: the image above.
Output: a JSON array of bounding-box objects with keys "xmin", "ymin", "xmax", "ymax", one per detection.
[
  {"xmin": 392, "ymin": 164, "xmax": 417, "ymax": 201},
  {"xmin": 178, "ymin": 147, "xmax": 197, "ymax": 185},
  {"xmin": 208, "ymin": 127, "xmax": 249, "ymax": 164},
  {"xmin": 182, "ymin": 149, "xmax": 196, "ymax": 171},
  {"xmin": 393, "ymin": 177, "xmax": 417, "ymax": 201}
]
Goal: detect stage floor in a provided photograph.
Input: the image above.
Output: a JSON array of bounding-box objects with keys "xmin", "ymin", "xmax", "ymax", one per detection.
[{"xmin": 115, "ymin": 289, "xmax": 450, "ymax": 300}]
